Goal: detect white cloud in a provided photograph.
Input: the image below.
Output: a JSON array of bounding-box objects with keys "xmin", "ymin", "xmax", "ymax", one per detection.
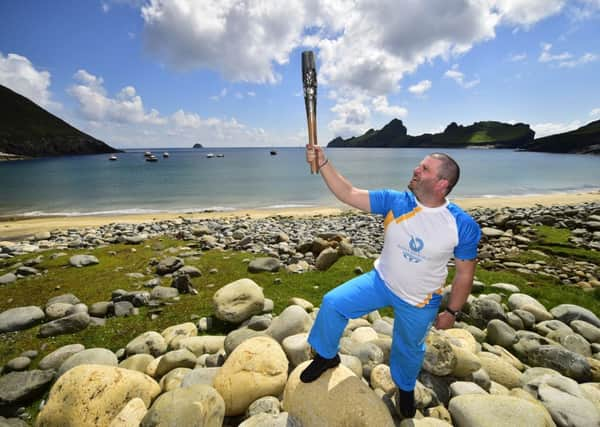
[
  {"xmin": 316, "ymin": 0, "xmax": 498, "ymax": 95},
  {"xmin": 568, "ymin": 0, "xmax": 600, "ymax": 20},
  {"xmin": 493, "ymin": 0, "xmax": 565, "ymax": 27},
  {"xmin": 444, "ymin": 64, "xmax": 480, "ymax": 88},
  {"xmin": 372, "ymin": 96, "xmax": 408, "ymax": 118},
  {"xmin": 558, "ymin": 52, "xmax": 598, "ymax": 68},
  {"xmin": 68, "ymin": 69, "xmax": 166, "ymax": 125},
  {"xmin": 539, "ymin": 43, "xmax": 572, "ymax": 63},
  {"xmin": 0, "ymin": 52, "xmax": 59, "ymax": 110},
  {"xmin": 408, "ymin": 80, "xmax": 432, "ymax": 96},
  {"xmin": 141, "ymin": 0, "xmax": 306, "ymax": 83},
  {"xmin": 590, "ymin": 108, "xmax": 600, "ymax": 118},
  {"xmin": 509, "ymin": 52, "xmax": 527, "ymax": 61},
  {"xmin": 532, "ymin": 120, "xmax": 581, "ymax": 138},
  {"xmin": 247, "ymin": 91, "xmax": 256, "ymax": 97},
  {"xmin": 539, "ymin": 43, "xmax": 597, "ymax": 68},
  {"xmin": 329, "ymin": 97, "xmax": 371, "ymax": 137},
  {"xmin": 210, "ymin": 87, "xmax": 228, "ymax": 101}
]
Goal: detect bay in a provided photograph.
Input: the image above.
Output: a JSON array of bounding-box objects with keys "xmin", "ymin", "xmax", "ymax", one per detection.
[{"xmin": 0, "ymin": 147, "xmax": 598, "ymax": 217}]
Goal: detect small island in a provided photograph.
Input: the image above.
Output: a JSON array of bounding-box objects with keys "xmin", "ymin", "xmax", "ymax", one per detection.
[{"xmin": 193, "ymin": 143, "xmax": 204, "ymax": 149}]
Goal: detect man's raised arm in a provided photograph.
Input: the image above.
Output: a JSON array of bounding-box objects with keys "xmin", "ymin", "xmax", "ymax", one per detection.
[{"xmin": 306, "ymin": 145, "xmax": 370, "ymax": 212}]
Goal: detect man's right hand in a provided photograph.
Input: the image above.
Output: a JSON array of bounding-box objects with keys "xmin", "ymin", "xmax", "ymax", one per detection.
[{"xmin": 306, "ymin": 144, "xmax": 326, "ymax": 167}]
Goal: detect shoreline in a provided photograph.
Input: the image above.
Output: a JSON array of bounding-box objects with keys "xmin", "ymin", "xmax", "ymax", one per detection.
[{"xmin": 1, "ymin": 191, "xmax": 599, "ymax": 241}]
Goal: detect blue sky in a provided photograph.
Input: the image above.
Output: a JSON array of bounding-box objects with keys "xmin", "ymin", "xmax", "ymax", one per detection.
[{"xmin": 1, "ymin": 0, "xmax": 599, "ymax": 148}]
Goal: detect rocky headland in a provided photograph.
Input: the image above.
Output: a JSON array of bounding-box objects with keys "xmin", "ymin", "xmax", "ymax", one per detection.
[
  {"xmin": 327, "ymin": 118, "xmax": 600, "ymax": 154},
  {"xmin": 0, "ymin": 202, "xmax": 599, "ymax": 426},
  {"xmin": 0, "ymin": 85, "xmax": 120, "ymax": 159}
]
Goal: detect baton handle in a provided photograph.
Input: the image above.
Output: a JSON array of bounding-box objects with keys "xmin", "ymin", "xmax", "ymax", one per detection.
[{"xmin": 302, "ymin": 51, "xmax": 319, "ymax": 174}]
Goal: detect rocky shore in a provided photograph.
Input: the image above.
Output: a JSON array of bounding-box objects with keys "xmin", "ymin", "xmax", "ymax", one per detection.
[{"xmin": 0, "ymin": 202, "xmax": 599, "ymax": 426}]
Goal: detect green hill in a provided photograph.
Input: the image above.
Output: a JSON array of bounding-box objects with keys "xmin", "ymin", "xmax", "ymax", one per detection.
[
  {"xmin": 524, "ymin": 120, "xmax": 600, "ymax": 154},
  {"xmin": 327, "ymin": 119, "xmax": 534, "ymax": 149},
  {"xmin": 0, "ymin": 84, "xmax": 120, "ymax": 158}
]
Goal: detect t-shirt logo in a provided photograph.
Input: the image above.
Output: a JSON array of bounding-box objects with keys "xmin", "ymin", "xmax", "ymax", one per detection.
[
  {"xmin": 400, "ymin": 236, "xmax": 425, "ymax": 263},
  {"xmin": 409, "ymin": 236, "xmax": 424, "ymax": 253}
]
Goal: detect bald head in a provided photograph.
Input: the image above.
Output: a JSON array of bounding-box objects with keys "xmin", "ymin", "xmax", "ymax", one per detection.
[{"xmin": 429, "ymin": 153, "xmax": 460, "ymax": 195}]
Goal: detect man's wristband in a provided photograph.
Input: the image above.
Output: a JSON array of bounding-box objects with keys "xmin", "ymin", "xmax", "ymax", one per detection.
[
  {"xmin": 445, "ymin": 307, "xmax": 460, "ymax": 316},
  {"xmin": 318, "ymin": 158, "xmax": 329, "ymax": 170}
]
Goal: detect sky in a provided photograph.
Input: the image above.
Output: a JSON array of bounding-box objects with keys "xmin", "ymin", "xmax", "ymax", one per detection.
[{"xmin": 1, "ymin": 0, "xmax": 600, "ymax": 149}]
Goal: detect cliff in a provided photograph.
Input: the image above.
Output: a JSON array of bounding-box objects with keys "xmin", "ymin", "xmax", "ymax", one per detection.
[
  {"xmin": 0, "ymin": 84, "xmax": 120, "ymax": 158},
  {"xmin": 327, "ymin": 119, "xmax": 534, "ymax": 149}
]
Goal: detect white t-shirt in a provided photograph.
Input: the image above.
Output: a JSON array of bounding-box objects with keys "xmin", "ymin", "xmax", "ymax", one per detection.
[{"xmin": 369, "ymin": 190, "xmax": 481, "ymax": 307}]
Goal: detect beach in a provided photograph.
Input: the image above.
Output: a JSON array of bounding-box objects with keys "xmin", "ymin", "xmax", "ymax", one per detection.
[{"xmin": 1, "ymin": 191, "xmax": 599, "ymax": 241}]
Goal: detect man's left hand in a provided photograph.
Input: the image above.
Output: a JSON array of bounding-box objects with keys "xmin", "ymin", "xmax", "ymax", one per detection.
[{"xmin": 435, "ymin": 311, "xmax": 456, "ymax": 329}]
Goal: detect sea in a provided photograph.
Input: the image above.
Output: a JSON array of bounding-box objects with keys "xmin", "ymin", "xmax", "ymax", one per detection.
[{"xmin": 0, "ymin": 147, "xmax": 599, "ymax": 217}]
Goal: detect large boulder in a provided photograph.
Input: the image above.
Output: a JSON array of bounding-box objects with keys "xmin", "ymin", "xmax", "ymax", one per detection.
[
  {"xmin": 155, "ymin": 257, "xmax": 184, "ymax": 275},
  {"xmin": 507, "ymin": 294, "xmax": 553, "ymax": 322},
  {"xmin": 174, "ymin": 336, "xmax": 226, "ymax": 357},
  {"xmin": 0, "ymin": 370, "xmax": 54, "ymax": 411},
  {"xmin": 468, "ymin": 298, "xmax": 506, "ymax": 329},
  {"xmin": 528, "ymin": 345, "xmax": 592, "ymax": 382},
  {"xmin": 69, "ymin": 255, "xmax": 99, "ymax": 268},
  {"xmin": 126, "ymin": 331, "xmax": 167, "ymax": 357},
  {"xmin": 422, "ymin": 331, "xmax": 457, "ymax": 376},
  {"xmin": 160, "ymin": 322, "xmax": 197, "ymax": 348},
  {"xmin": 0, "ymin": 306, "xmax": 45, "ymax": 333},
  {"xmin": 282, "ymin": 361, "xmax": 394, "ymax": 427},
  {"xmin": 266, "ymin": 305, "xmax": 312, "ymax": 343},
  {"xmin": 154, "ymin": 349, "xmax": 197, "ymax": 379},
  {"xmin": 57, "ymin": 348, "xmax": 118, "ymax": 378},
  {"xmin": 550, "ymin": 304, "xmax": 600, "ymax": 328},
  {"xmin": 477, "ymin": 352, "xmax": 522, "ymax": 389},
  {"xmin": 38, "ymin": 344, "xmax": 85, "ymax": 370},
  {"xmin": 525, "ymin": 375, "xmax": 600, "ymax": 427},
  {"xmin": 140, "ymin": 384, "xmax": 224, "ymax": 427},
  {"xmin": 38, "ymin": 312, "xmax": 90, "ymax": 338},
  {"xmin": 248, "ymin": 257, "xmax": 281, "ymax": 273},
  {"xmin": 36, "ymin": 365, "xmax": 160, "ymax": 427},
  {"xmin": 213, "ymin": 278, "xmax": 264, "ymax": 324},
  {"xmin": 448, "ymin": 394, "xmax": 554, "ymax": 427},
  {"xmin": 213, "ymin": 336, "xmax": 288, "ymax": 416}
]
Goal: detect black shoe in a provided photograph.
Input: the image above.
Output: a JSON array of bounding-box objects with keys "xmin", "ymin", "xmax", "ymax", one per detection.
[
  {"xmin": 397, "ymin": 388, "xmax": 416, "ymax": 418},
  {"xmin": 300, "ymin": 353, "xmax": 341, "ymax": 383}
]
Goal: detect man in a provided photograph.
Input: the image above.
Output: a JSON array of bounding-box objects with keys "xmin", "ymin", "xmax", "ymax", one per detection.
[{"xmin": 300, "ymin": 145, "xmax": 481, "ymax": 419}]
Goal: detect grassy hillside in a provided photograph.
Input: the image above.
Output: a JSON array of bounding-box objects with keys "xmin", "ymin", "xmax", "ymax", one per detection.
[
  {"xmin": 0, "ymin": 84, "xmax": 119, "ymax": 157},
  {"xmin": 525, "ymin": 119, "xmax": 600, "ymax": 154},
  {"xmin": 327, "ymin": 119, "xmax": 534, "ymax": 148}
]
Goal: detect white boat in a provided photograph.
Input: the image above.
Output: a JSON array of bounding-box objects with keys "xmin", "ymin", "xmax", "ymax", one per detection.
[
  {"xmin": 144, "ymin": 151, "xmax": 152, "ymax": 158},
  {"xmin": 145, "ymin": 155, "xmax": 158, "ymax": 162},
  {"xmin": 216, "ymin": 153, "xmax": 224, "ymax": 158},
  {"xmin": 206, "ymin": 153, "xmax": 215, "ymax": 158},
  {"xmin": 109, "ymin": 155, "xmax": 118, "ymax": 161},
  {"xmin": 163, "ymin": 152, "xmax": 170, "ymax": 158}
]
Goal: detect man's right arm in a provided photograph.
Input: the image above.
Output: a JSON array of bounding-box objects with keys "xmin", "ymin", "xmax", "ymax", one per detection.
[{"xmin": 307, "ymin": 145, "xmax": 370, "ymax": 212}]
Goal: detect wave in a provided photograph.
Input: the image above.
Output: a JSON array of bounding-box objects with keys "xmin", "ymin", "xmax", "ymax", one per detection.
[
  {"xmin": 19, "ymin": 206, "xmax": 237, "ymax": 217},
  {"xmin": 261, "ymin": 204, "xmax": 317, "ymax": 209}
]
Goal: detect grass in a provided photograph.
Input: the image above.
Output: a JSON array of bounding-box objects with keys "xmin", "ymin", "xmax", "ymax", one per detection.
[
  {"xmin": 0, "ymin": 239, "xmax": 375, "ymax": 365},
  {"xmin": 530, "ymin": 225, "xmax": 600, "ymax": 263}
]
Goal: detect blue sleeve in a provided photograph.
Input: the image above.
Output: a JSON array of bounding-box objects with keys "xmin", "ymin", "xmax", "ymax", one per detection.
[
  {"xmin": 369, "ymin": 189, "xmax": 408, "ymax": 215},
  {"xmin": 454, "ymin": 214, "xmax": 481, "ymax": 260}
]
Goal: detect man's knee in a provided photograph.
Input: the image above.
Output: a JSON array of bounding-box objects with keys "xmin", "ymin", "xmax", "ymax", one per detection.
[{"xmin": 321, "ymin": 290, "xmax": 340, "ymax": 311}]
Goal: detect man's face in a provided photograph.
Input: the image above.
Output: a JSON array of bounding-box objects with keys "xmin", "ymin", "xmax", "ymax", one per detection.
[{"xmin": 408, "ymin": 156, "xmax": 444, "ymax": 195}]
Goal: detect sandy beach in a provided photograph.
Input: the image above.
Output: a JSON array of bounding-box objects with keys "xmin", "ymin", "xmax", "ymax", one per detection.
[{"xmin": 1, "ymin": 191, "xmax": 599, "ymax": 241}]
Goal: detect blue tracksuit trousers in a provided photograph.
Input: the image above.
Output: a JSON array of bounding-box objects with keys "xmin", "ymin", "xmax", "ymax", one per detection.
[{"xmin": 307, "ymin": 269, "xmax": 440, "ymax": 391}]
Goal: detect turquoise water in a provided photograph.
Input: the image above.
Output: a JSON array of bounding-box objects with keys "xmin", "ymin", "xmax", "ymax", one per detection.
[{"xmin": 0, "ymin": 147, "xmax": 598, "ymax": 216}]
